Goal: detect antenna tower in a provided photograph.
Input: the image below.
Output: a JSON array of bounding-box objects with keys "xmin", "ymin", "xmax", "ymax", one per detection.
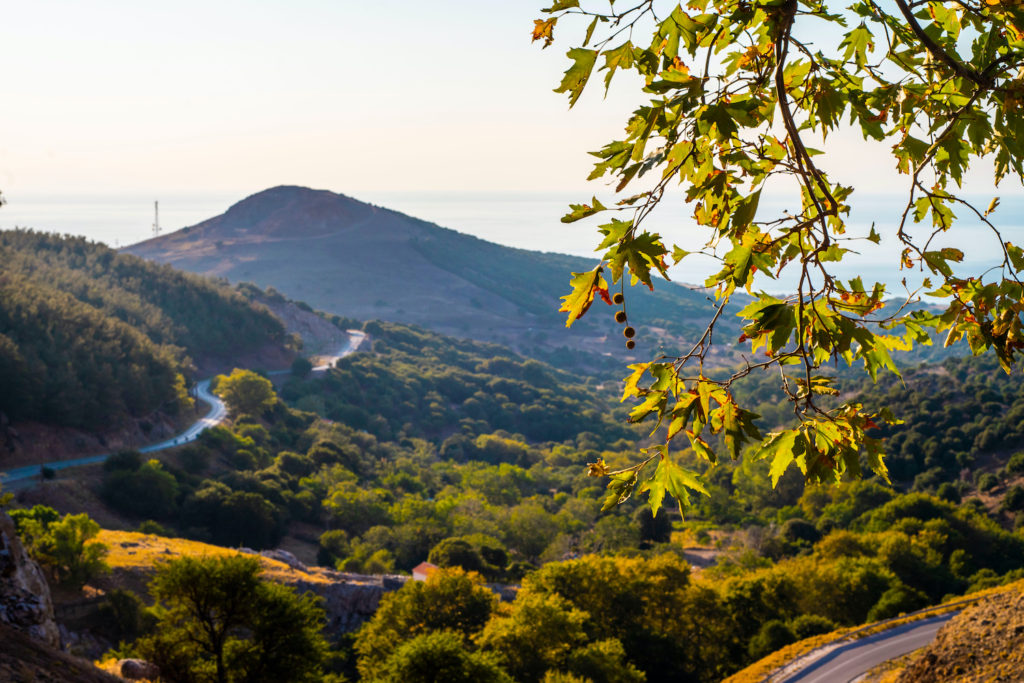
[{"xmin": 152, "ymin": 201, "xmax": 161, "ymax": 237}]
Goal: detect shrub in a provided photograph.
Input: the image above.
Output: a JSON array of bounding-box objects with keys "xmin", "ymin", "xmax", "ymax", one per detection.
[
  {"xmin": 789, "ymin": 614, "xmax": 837, "ymax": 640},
  {"xmin": 977, "ymin": 472, "xmax": 1000, "ymax": 493},
  {"xmin": 747, "ymin": 620, "xmax": 796, "ymax": 659},
  {"xmin": 866, "ymin": 584, "xmax": 929, "ymax": 621}
]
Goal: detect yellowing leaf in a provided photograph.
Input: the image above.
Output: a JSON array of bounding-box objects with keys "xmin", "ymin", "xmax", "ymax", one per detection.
[
  {"xmin": 559, "ymin": 268, "xmax": 605, "ymax": 327},
  {"xmin": 532, "ymin": 18, "xmax": 557, "ymax": 48}
]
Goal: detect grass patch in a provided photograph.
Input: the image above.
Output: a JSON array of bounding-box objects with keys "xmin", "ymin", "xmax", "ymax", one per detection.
[{"xmin": 97, "ymin": 530, "xmax": 333, "ymax": 585}]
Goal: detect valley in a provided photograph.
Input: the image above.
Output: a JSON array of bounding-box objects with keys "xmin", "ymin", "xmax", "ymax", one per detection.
[{"xmin": 3, "ymin": 194, "xmax": 1024, "ymax": 682}]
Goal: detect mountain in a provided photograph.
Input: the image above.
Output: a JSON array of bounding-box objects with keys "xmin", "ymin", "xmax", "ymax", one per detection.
[{"xmin": 125, "ymin": 186, "xmax": 740, "ymax": 363}]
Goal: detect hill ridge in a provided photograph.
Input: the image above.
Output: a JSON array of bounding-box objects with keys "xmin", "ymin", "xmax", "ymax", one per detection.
[{"xmin": 125, "ymin": 186, "xmax": 735, "ymax": 360}]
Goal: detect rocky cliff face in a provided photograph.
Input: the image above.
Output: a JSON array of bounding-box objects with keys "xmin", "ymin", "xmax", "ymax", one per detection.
[{"xmin": 0, "ymin": 511, "xmax": 60, "ymax": 647}]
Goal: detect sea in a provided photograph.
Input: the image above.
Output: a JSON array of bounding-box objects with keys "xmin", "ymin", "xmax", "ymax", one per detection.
[{"xmin": 3, "ymin": 189, "xmax": 1023, "ymax": 299}]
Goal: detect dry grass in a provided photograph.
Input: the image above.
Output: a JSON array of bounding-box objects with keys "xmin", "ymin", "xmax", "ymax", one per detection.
[
  {"xmin": 96, "ymin": 530, "xmax": 335, "ymax": 586},
  {"xmin": 721, "ymin": 627, "xmax": 858, "ymax": 683}
]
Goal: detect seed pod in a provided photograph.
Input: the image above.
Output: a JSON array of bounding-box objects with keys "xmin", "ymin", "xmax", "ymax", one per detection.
[
  {"xmin": 612, "ymin": 292, "xmax": 624, "ymax": 305},
  {"xmin": 614, "ymin": 310, "xmax": 628, "ymax": 324},
  {"xmin": 623, "ymin": 326, "xmax": 636, "ymax": 339},
  {"xmin": 625, "ymin": 339, "xmax": 636, "ymax": 350}
]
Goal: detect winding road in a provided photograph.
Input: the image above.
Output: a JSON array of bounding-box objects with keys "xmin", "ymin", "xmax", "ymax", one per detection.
[
  {"xmin": 775, "ymin": 612, "xmax": 958, "ymax": 683},
  {"xmin": 0, "ymin": 330, "xmax": 366, "ymax": 489}
]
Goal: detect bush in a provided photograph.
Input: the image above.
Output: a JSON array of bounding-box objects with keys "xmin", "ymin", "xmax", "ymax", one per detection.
[
  {"xmin": 1002, "ymin": 485, "xmax": 1024, "ymax": 512},
  {"xmin": 747, "ymin": 620, "xmax": 796, "ymax": 659},
  {"xmin": 94, "ymin": 589, "xmax": 155, "ymax": 643},
  {"xmin": 136, "ymin": 520, "xmax": 172, "ymax": 537},
  {"xmin": 429, "ymin": 538, "xmax": 487, "ymax": 574},
  {"xmin": 21, "ymin": 513, "xmax": 108, "ymax": 588},
  {"xmin": 379, "ymin": 631, "xmax": 512, "ymax": 683},
  {"xmin": 780, "ymin": 519, "xmax": 821, "ymax": 547},
  {"xmin": 102, "ymin": 460, "xmax": 179, "ymax": 519},
  {"xmin": 789, "ymin": 614, "xmax": 837, "ymax": 640},
  {"xmin": 354, "ymin": 569, "xmax": 497, "ymax": 680},
  {"xmin": 977, "ymin": 472, "xmax": 1000, "ymax": 493},
  {"xmin": 103, "ymin": 449, "xmax": 142, "ymax": 472},
  {"xmin": 936, "ymin": 482, "xmax": 961, "ymax": 504},
  {"xmin": 291, "ymin": 357, "xmax": 314, "ymax": 378},
  {"xmin": 866, "ymin": 584, "xmax": 929, "ymax": 621}
]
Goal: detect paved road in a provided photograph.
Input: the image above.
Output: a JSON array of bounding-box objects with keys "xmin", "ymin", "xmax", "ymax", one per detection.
[
  {"xmin": 266, "ymin": 329, "xmax": 366, "ymax": 376},
  {"xmin": 0, "ymin": 379, "xmax": 224, "ymax": 489},
  {"xmin": 313, "ymin": 329, "xmax": 366, "ymax": 371},
  {"xmin": 779, "ymin": 612, "xmax": 957, "ymax": 683},
  {"xmin": 0, "ymin": 330, "xmax": 366, "ymax": 488}
]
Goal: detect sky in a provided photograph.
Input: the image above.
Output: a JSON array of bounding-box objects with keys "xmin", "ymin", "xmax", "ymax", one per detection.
[
  {"xmin": 0, "ymin": 1, "xmax": 650, "ymax": 197},
  {"xmin": 1, "ymin": 0, "xmax": 937, "ymax": 198},
  {"xmin": 1, "ymin": 0, "xmax": 1020, "ymax": 282}
]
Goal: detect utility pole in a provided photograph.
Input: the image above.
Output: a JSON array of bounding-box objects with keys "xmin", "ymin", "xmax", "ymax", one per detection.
[{"xmin": 153, "ymin": 200, "xmax": 161, "ymax": 237}]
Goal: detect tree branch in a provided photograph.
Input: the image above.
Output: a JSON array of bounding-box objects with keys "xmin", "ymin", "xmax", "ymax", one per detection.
[{"xmin": 892, "ymin": 0, "xmax": 992, "ymax": 86}]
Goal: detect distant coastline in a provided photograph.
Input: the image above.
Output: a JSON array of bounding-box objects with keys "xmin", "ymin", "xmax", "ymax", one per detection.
[{"xmin": 3, "ymin": 189, "xmax": 1023, "ymax": 297}]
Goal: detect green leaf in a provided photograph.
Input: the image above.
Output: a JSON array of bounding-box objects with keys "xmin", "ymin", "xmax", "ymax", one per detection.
[
  {"xmin": 561, "ymin": 197, "xmax": 607, "ymax": 223},
  {"xmin": 659, "ymin": 456, "xmax": 709, "ymax": 498},
  {"xmin": 731, "ymin": 190, "xmax": 761, "ymax": 230},
  {"xmin": 687, "ymin": 431, "xmax": 716, "ymax": 464},
  {"xmin": 607, "ymin": 231, "xmax": 668, "ymax": 286},
  {"xmin": 583, "ymin": 16, "xmax": 598, "ymax": 46},
  {"xmin": 602, "ymin": 471, "xmax": 638, "ymax": 511},
  {"xmin": 601, "ymin": 41, "xmax": 634, "ymax": 93},
  {"xmin": 644, "ymin": 456, "xmax": 708, "ymax": 515},
  {"xmin": 629, "ymin": 390, "xmax": 666, "ymax": 425},
  {"xmin": 554, "ymin": 48, "xmax": 598, "ymax": 107},
  {"xmin": 760, "ymin": 430, "xmax": 800, "ymax": 487},
  {"xmin": 867, "ymin": 224, "xmax": 881, "ymax": 244},
  {"xmin": 542, "ymin": 0, "xmax": 579, "ymax": 13}
]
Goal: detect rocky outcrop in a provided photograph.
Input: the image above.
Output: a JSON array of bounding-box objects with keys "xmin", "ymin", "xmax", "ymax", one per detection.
[
  {"xmin": 292, "ymin": 576, "xmax": 395, "ymax": 633},
  {"xmin": 0, "ymin": 511, "xmax": 59, "ymax": 647}
]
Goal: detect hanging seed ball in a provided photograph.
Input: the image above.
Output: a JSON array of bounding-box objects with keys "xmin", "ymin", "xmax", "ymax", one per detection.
[
  {"xmin": 612, "ymin": 292, "xmax": 624, "ymax": 305},
  {"xmin": 614, "ymin": 310, "xmax": 628, "ymax": 324},
  {"xmin": 626, "ymin": 339, "xmax": 636, "ymax": 350},
  {"xmin": 623, "ymin": 326, "xmax": 636, "ymax": 339}
]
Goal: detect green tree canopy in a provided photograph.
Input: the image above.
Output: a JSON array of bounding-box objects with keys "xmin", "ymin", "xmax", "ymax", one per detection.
[
  {"xmin": 354, "ymin": 568, "xmax": 498, "ymax": 680},
  {"xmin": 535, "ymin": 0, "xmax": 1024, "ymax": 512},
  {"xmin": 135, "ymin": 555, "xmax": 328, "ymax": 683},
  {"xmin": 214, "ymin": 368, "xmax": 277, "ymax": 417},
  {"xmin": 378, "ymin": 631, "xmax": 513, "ymax": 683},
  {"xmin": 17, "ymin": 510, "xmax": 108, "ymax": 589}
]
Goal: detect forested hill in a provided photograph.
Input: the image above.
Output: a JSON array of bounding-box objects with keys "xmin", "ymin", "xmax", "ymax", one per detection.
[
  {"xmin": 0, "ymin": 230, "xmax": 286, "ymax": 429},
  {"xmin": 125, "ymin": 185, "xmax": 740, "ymax": 362},
  {"xmin": 281, "ymin": 319, "xmax": 637, "ymax": 446}
]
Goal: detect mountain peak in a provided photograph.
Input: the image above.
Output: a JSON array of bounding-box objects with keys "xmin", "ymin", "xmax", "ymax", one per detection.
[{"xmin": 180, "ymin": 185, "xmax": 379, "ymax": 241}]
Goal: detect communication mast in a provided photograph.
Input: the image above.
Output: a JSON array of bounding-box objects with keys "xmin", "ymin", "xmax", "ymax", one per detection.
[{"xmin": 152, "ymin": 201, "xmax": 161, "ymax": 237}]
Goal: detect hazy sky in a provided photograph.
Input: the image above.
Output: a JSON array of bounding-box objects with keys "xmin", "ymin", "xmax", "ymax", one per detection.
[
  {"xmin": 0, "ymin": 1, "xmax": 1012, "ymax": 201},
  {"xmin": 1, "ymin": 1, "xmax": 649, "ymax": 197}
]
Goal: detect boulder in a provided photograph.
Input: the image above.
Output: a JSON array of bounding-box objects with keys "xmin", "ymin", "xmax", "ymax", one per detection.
[
  {"xmin": 0, "ymin": 512, "xmax": 59, "ymax": 647},
  {"xmin": 118, "ymin": 658, "xmax": 160, "ymax": 680}
]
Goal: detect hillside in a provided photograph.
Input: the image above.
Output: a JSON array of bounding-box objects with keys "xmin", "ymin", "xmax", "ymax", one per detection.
[
  {"xmin": 895, "ymin": 584, "xmax": 1024, "ymax": 681},
  {"xmin": 0, "ymin": 230, "xmax": 287, "ymax": 439},
  {"xmin": 280, "ymin": 319, "xmax": 636, "ymax": 444},
  {"xmin": 124, "ymin": 185, "xmax": 741, "ymax": 363}
]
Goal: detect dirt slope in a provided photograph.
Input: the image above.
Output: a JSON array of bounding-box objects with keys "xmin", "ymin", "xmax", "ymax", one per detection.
[{"xmin": 897, "ymin": 587, "xmax": 1024, "ymax": 682}]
